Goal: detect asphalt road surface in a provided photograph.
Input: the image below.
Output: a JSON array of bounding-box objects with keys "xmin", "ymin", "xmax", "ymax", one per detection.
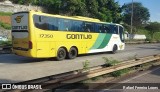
[
  {"xmin": 99, "ymin": 66, "xmax": 160, "ymax": 92},
  {"xmin": 0, "ymin": 43, "xmax": 160, "ymax": 83}
]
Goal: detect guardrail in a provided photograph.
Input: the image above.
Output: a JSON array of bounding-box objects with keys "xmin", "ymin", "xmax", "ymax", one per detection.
[{"xmin": 3, "ymin": 54, "xmax": 160, "ymax": 92}]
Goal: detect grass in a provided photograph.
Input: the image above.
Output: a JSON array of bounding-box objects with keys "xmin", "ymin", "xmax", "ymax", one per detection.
[
  {"xmin": 82, "ymin": 60, "xmax": 90, "ymax": 71},
  {"xmin": 0, "ymin": 11, "xmax": 12, "ymax": 30},
  {"xmin": 0, "ymin": 21, "xmax": 11, "ymax": 30},
  {"xmin": 102, "ymin": 57, "xmax": 130, "ymax": 77},
  {"xmin": 110, "ymin": 68, "xmax": 130, "ymax": 77},
  {"xmin": 0, "ymin": 12, "xmax": 12, "ymax": 16},
  {"xmin": 153, "ymin": 32, "xmax": 160, "ymax": 41}
]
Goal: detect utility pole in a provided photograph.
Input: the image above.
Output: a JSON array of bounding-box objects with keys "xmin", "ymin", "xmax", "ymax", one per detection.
[{"xmin": 131, "ymin": 0, "xmax": 133, "ymax": 38}]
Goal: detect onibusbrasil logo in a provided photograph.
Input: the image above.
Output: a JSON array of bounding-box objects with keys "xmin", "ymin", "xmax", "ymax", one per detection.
[{"xmin": 2, "ymin": 84, "xmax": 42, "ymax": 90}]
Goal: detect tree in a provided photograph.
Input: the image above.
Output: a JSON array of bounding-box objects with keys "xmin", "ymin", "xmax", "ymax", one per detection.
[
  {"xmin": 122, "ymin": 2, "xmax": 150, "ymax": 27},
  {"xmin": 10, "ymin": 0, "xmax": 122, "ymax": 23},
  {"xmin": 10, "ymin": 0, "xmax": 37, "ymax": 5},
  {"xmin": 145, "ymin": 22, "xmax": 160, "ymax": 39},
  {"xmin": 60, "ymin": 0, "xmax": 86, "ymax": 16}
]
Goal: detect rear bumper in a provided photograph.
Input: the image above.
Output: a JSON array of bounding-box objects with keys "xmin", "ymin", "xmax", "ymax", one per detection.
[{"xmin": 12, "ymin": 48, "xmax": 36, "ymax": 58}]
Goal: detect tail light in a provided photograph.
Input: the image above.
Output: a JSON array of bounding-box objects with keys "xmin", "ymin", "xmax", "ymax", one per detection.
[{"xmin": 28, "ymin": 41, "xmax": 32, "ymax": 49}]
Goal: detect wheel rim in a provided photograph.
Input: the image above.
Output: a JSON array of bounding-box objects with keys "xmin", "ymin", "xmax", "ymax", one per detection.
[
  {"xmin": 70, "ymin": 50, "xmax": 76, "ymax": 57},
  {"xmin": 113, "ymin": 46, "xmax": 117, "ymax": 53},
  {"xmin": 58, "ymin": 50, "xmax": 65, "ymax": 59}
]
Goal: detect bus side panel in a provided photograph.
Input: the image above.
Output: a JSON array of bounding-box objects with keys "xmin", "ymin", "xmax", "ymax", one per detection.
[{"xmin": 36, "ymin": 42, "xmax": 50, "ymax": 57}]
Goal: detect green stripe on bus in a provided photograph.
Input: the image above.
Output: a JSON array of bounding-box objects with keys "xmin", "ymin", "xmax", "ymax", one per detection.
[
  {"xmin": 90, "ymin": 34, "xmax": 106, "ymax": 49},
  {"xmin": 97, "ymin": 34, "xmax": 112, "ymax": 49}
]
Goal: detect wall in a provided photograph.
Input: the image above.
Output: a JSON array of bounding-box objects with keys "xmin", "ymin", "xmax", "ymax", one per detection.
[
  {"xmin": 0, "ymin": 0, "xmax": 46, "ymax": 41},
  {"xmin": 125, "ymin": 34, "xmax": 146, "ymax": 40},
  {"xmin": 0, "ymin": 16, "xmax": 11, "ymax": 24},
  {"xmin": 0, "ymin": 1, "xmax": 46, "ymax": 13}
]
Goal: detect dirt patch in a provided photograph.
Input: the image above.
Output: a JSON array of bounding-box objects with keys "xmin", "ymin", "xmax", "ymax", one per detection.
[{"xmin": 0, "ymin": 16, "xmax": 11, "ymax": 24}]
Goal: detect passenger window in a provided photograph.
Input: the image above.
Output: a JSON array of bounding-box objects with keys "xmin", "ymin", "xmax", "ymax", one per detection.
[
  {"xmin": 95, "ymin": 24, "xmax": 100, "ymax": 33},
  {"xmin": 58, "ymin": 19, "xmax": 64, "ymax": 31},
  {"xmin": 84, "ymin": 23, "xmax": 92, "ymax": 32},
  {"xmin": 39, "ymin": 16, "xmax": 41, "ymax": 22},
  {"xmin": 102, "ymin": 24, "xmax": 110, "ymax": 33},
  {"xmin": 109, "ymin": 25, "xmax": 118, "ymax": 34},
  {"xmin": 48, "ymin": 18, "xmax": 58, "ymax": 30},
  {"xmin": 34, "ymin": 15, "xmax": 48, "ymax": 30},
  {"xmin": 71, "ymin": 21, "xmax": 83, "ymax": 32}
]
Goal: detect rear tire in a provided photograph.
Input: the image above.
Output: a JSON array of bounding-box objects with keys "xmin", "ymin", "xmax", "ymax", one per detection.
[
  {"xmin": 56, "ymin": 48, "xmax": 66, "ymax": 61},
  {"xmin": 67, "ymin": 47, "xmax": 77, "ymax": 59},
  {"xmin": 112, "ymin": 45, "xmax": 117, "ymax": 54}
]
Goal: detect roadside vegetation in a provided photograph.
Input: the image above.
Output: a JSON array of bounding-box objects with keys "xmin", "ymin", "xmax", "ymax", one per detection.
[
  {"xmin": 0, "ymin": 11, "xmax": 12, "ymax": 16},
  {"xmin": 0, "ymin": 41, "xmax": 12, "ymax": 47},
  {"xmin": 103, "ymin": 57, "xmax": 120, "ymax": 67},
  {"xmin": 0, "ymin": 11, "xmax": 12, "ymax": 30},
  {"xmin": 82, "ymin": 58, "xmax": 160, "ymax": 85},
  {"xmin": 0, "ymin": 21, "xmax": 11, "ymax": 30},
  {"xmin": 82, "ymin": 60, "xmax": 90, "ymax": 71},
  {"xmin": 0, "ymin": 11, "xmax": 12, "ymax": 46}
]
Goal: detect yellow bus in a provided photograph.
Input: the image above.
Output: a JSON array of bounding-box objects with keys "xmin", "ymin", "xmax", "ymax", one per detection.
[{"xmin": 11, "ymin": 10, "xmax": 125, "ymax": 61}]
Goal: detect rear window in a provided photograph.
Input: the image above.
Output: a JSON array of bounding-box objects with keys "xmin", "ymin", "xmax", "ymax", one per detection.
[{"xmin": 12, "ymin": 12, "xmax": 29, "ymax": 32}]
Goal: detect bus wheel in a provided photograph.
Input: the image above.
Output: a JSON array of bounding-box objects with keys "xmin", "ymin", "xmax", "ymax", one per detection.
[
  {"xmin": 56, "ymin": 48, "xmax": 66, "ymax": 61},
  {"xmin": 67, "ymin": 47, "xmax": 77, "ymax": 59},
  {"xmin": 112, "ymin": 45, "xmax": 117, "ymax": 54}
]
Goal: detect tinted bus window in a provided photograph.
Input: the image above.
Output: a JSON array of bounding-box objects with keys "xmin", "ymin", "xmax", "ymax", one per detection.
[
  {"xmin": 34, "ymin": 15, "xmax": 48, "ymax": 30},
  {"xmin": 109, "ymin": 25, "xmax": 118, "ymax": 34},
  {"xmin": 84, "ymin": 22, "xmax": 94, "ymax": 32},
  {"xmin": 48, "ymin": 17, "xmax": 58, "ymax": 30},
  {"xmin": 95, "ymin": 24, "xmax": 101, "ymax": 33},
  {"xmin": 63, "ymin": 19, "xmax": 72, "ymax": 31},
  {"xmin": 58, "ymin": 19, "xmax": 64, "ymax": 31},
  {"xmin": 71, "ymin": 21, "xmax": 83, "ymax": 32},
  {"xmin": 102, "ymin": 24, "xmax": 110, "ymax": 33}
]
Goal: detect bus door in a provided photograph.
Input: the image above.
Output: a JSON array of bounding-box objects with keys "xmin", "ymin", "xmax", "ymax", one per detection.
[
  {"xmin": 118, "ymin": 26, "xmax": 125, "ymax": 50},
  {"xmin": 119, "ymin": 26, "xmax": 125, "ymax": 43}
]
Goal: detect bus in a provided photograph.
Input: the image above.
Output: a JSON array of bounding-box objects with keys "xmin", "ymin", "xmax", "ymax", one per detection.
[{"xmin": 11, "ymin": 10, "xmax": 125, "ymax": 61}]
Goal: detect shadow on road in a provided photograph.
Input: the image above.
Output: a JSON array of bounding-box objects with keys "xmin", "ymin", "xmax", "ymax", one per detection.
[
  {"xmin": 0, "ymin": 51, "xmax": 115, "ymax": 64},
  {"xmin": 150, "ymin": 66, "xmax": 160, "ymax": 77},
  {"xmin": 138, "ymin": 46, "xmax": 160, "ymax": 50},
  {"xmin": 0, "ymin": 54, "xmax": 49, "ymax": 64},
  {"xmin": 0, "ymin": 78, "xmax": 19, "ymax": 84}
]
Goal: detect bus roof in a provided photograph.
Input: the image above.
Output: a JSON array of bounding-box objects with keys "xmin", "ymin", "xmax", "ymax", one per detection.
[{"xmin": 28, "ymin": 10, "xmax": 122, "ymax": 26}]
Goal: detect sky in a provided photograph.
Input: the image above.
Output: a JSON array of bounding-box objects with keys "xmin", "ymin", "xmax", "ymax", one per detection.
[{"xmin": 115, "ymin": 0, "xmax": 160, "ymax": 22}]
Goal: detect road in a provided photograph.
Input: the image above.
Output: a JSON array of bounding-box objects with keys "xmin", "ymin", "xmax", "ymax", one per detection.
[
  {"xmin": 99, "ymin": 66, "xmax": 160, "ymax": 92},
  {"xmin": 0, "ymin": 43, "xmax": 160, "ymax": 83}
]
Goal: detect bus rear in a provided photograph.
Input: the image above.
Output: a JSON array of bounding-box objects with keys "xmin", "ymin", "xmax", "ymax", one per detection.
[{"xmin": 12, "ymin": 12, "xmax": 35, "ymax": 57}]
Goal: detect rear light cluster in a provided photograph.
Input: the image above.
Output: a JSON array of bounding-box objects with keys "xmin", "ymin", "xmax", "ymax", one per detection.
[{"xmin": 28, "ymin": 41, "xmax": 32, "ymax": 49}]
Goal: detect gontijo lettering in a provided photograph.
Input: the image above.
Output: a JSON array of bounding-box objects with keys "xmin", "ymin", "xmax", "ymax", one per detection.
[
  {"xmin": 12, "ymin": 26, "xmax": 27, "ymax": 30},
  {"xmin": 67, "ymin": 34, "xmax": 92, "ymax": 39}
]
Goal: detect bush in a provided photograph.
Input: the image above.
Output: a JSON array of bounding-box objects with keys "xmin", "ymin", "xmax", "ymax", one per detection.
[
  {"xmin": 103, "ymin": 57, "xmax": 120, "ymax": 67},
  {"xmin": 0, "ymin": 41, "xmax": 12, "ymax": 47},
  {"xmin": 110, "ymin": 68, "xmax": 130, "ymax": 77},
  {"xmin": 0, "ymin": 21, "xmax": 11, "ymax": 30},
  {"xmin": 134, "ymin": 28, "xmax": 160, "ymax": 42},
  {"xmin": 153, "ymin": 32, "xmax": 160, "ymax": 41}
]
